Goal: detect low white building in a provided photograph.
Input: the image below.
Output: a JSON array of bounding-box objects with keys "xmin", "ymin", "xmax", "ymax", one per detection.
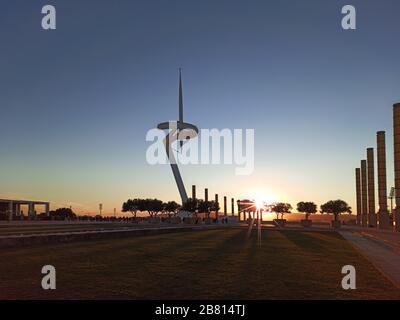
[{"xmin": 0, "ymin": 199, "xmax": 50, "ymax": 220}]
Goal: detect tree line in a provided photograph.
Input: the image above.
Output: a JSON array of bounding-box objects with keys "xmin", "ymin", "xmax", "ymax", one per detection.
[
  {"xmin": 122, "ymin": 198, "xmax": 351, "ymax": 221},
  {"xmin": 262, "ymin": 200, "xmax": 351, "ymax": 221},
  {"xmin": 122, "ymin": 198, "xmax": 221, "ymax": 218},
  {"xmin": 122, "ymin": 199, "xmax": 180, "ymax": 218}
]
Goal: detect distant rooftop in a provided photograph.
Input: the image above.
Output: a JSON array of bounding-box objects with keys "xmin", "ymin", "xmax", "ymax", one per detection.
[{"xmin": 0, "ymin": 199, "xmax": 49, "ymax": 204}]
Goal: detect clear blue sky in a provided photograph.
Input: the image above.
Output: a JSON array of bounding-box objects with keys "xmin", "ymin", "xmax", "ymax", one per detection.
[{"xmin": 1, "ymin": 0, "xmax": 399, "ymax": 214}]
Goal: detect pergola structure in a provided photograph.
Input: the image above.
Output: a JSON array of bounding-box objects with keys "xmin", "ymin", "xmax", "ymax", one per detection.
[
  {"xmin": 0, "ymin": 199, "xmax": 50, "ymax": 221},
  {"xmin": 237, "ymin": 199, "xmax": 258, "ymax": 221}
]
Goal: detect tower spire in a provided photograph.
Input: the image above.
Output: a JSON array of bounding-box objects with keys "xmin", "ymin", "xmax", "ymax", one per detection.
[{"xmin": 179, "ymin": 68, "xmax": 183, "ymax": 125}]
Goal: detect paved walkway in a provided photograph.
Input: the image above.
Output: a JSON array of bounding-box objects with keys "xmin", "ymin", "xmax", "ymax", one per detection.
[{"xmin": 340, "ymin": 230, "xmax": 400, "ymax": 288}]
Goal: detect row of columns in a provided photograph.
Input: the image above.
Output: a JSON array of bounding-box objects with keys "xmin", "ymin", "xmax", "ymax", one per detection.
[
  {"xmin": 355, "ymin": 103, "xmax": 400, "ymax": 231},
  {"xmin": 191, "ymin": 185, "xmax": 236, "ymax": 217},
  {"xmin": 356, "ymin": 135, "xmax": 389, "ymax": 228}
]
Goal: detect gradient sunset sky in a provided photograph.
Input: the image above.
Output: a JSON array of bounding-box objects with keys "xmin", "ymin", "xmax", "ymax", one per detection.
[{"xmin": 1, "ymin": 0, "xmax": 400, "ymax": 214}]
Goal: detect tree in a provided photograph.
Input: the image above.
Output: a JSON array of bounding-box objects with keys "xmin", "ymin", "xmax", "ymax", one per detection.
[
  {"xmin": 297, "ymin": 201, "xmax": 317, "ymax": 220},
  {"xmin": 271, "ymin": 202, "xmax": 292, "ymax": 220},
  {"xmin": 163, "ymin": 201, "xmax": 181, "ymax": 217},
  {"xmin": 181, "ymin": 198, "xmax": 199, "ymax": 214},
  {"xmin": 50, "ymin": 208, "xmax": 76, "ymax": 220},
  {"xmin": 209, "ymin": 200, "xmax": 220, "ymax": 216},
  {"xmin": 197, "ymin": 200, "xmax": 210, "ymax": 216},
  {"xmin": 320, "ymin": 200, "xmax": 351, "ymax": 221},
  {"xmin": 197, "ymin": 200, "xmax": 220, "ymax": 218},
  {"xmin": 145, "ymin": 199, "xmax": 164, "ymax": 217},
  {"xmin": 122, "ymin": 198, "xmax": 144, "ymax": 218}
]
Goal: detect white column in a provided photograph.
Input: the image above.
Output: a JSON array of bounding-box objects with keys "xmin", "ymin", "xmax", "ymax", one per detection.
[
  {"xmin": 28, "ymin": 203, "xmax": 35, "ymax": 219},
  {"xmin": 8, "ymin": 201, "xmax": 13, "ymax": 221}
]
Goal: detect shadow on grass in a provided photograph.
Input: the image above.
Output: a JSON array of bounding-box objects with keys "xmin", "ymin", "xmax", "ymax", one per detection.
[{"xmin": 278, "ymin": 230, "xmax": 341, "ymax": 253}]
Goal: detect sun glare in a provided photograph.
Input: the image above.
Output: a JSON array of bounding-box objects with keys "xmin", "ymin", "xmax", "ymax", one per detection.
[
  {"xmin": 251, "ymin": 190, "xmax": 278, "ymax": 210},
  {"xmin": 255, "ymin": 197, "xmax": 265, "ymax": 210}
]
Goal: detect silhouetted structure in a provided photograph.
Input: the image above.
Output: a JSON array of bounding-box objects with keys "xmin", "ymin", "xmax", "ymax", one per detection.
[
  {"xmin": 377, "ymin": 131, "xmax": 390, "ymax": 229},
  {"xmin": 393, "ymin": 103, "xmax": 400, "ymax": 231},
  {"xmin": 0, "ymin": 199, "xmax": 49, "ymax": 221},
  {"xmin": 367, "ymin": 148, "xmax": 377, "ymax": 227},
  {"xmin": 355, "ymin": 168, "xmax": 361, "ymax": 225},
  {"xmin": 237, "ymin": 199, "xmax": 257, "ymax": 221},
  {"xmin": 192, "ymin": 185, "xmax": 196, "ymax": 200},
  {"xmin": 215, "ymin": 194, "xmax": 219, "ymax": 219},
  {"xmin": 361, "ymin": 159, "xmax": 368, "ymax": 227},
  {"xmin": 157, "ymin": 70, "xmax": 199, "ymax": 204},
  {"xmin": 224, "ymin": 196, "xmax": 227, "ymax": 215}
]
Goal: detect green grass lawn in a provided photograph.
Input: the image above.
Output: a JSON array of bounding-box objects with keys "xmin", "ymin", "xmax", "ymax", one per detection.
[{"xmin": 0, "ymin": 228, "xmax": 399, "ymax": 300}]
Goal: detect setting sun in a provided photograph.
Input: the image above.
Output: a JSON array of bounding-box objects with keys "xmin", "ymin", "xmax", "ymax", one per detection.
[
  {"xmin": 249, "ymin": 189, "xmax": 278, "ymax": 207},
  {"xmin": 255, "ymin": 198, "xmax": 265, "ymax": 210}
]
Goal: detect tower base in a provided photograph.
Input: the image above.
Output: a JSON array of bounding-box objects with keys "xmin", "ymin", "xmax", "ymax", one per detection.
[
  {"xmin": 362, "ymin": 214, "xmax": 368, "ymax": 227},
  {"xmin": 368, "ymin": 213, "xmax": 377, "ymax": 228},
  {"xmin": 395, "ymin": 209, "xmax": 400, "ymax": 232},
  {"xmin": 378, "ymin": 211, "xmax": 390, "ymax": 229}
]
